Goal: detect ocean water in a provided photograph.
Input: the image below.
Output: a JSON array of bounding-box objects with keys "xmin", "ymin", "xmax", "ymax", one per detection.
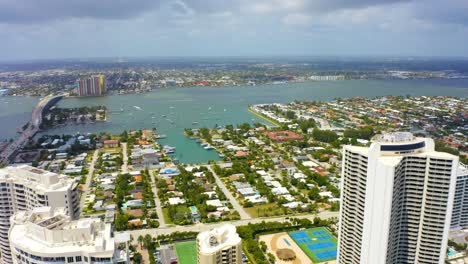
[{"xmin": 1, "ymin": 79, "xmax": 467, "ymax": 163}]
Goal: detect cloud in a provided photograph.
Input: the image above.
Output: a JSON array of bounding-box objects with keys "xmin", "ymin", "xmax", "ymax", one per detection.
[
  {"xmin": 0, "ymin": 0, "xmax": 162, "ymax": 23},
  {"xmin": 1, "ymin": 0, "xmax": 468, "ymax": 60}
]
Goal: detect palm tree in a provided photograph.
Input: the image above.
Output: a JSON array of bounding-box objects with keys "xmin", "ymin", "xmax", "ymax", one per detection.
[{"xmin": 137, "ymin": 235, "xmax": 144, "ymax": 248}]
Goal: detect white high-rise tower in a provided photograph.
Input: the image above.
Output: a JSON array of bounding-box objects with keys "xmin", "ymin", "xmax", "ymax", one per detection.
[
  {"xmin": 0, "ymin": 165, "xmax": 79, "ymax": 264},
  {"xmin": 337, "ymin": 132, "xmax": 459, "ymax": 264}
]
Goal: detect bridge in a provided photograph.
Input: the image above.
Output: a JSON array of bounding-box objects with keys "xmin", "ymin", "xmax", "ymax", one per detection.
[{"xmin": 0, "ymin": 95, "xmax": 63, "ymax": 164}]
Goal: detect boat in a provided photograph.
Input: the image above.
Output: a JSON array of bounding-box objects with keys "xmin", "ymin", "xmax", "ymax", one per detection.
[
  {"xmin": 154, "ymin": 134, "xmax": 167, "ymax": 139},
  {"xmin": 200, "ymin": 143, "xmax": 208, "ymax": 147},
  {"xmin": 219, "ymin": 153, "xmax": 225, "ymax": 158},
  {"xmin": 163, "ymin": 145, "xmax": 176, "ymax": 154},
  {"xmin": 192, "ymin": 122, "xmax": 199, "ymax": 125},
  {"xmin": 133, "ymin": 106, "xmax": 143, "ymax": 110},
  {"xmin": 208, "ymin": 107, "xmax": 212, "ymax": 111},
  {"xmin": 162, "ymin": 114, "xmax": 167, "ymax": 117},
  {"xmin": 204, "ymin": 145, "xmax": 213, "ymax": 150},
  {"xmin": 224, "ymin": 109, "xmax": 227, "ymax": 112}
]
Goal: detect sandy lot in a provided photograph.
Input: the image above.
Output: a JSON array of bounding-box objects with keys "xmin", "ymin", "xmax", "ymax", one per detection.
[{"xmin": 259, "ymin": 232, "xmax": 312, "ymax": 264}]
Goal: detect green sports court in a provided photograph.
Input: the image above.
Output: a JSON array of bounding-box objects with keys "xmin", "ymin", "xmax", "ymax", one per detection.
[{"xmin": 175, "ymin": 241, "xmax": 197, "ymax": 264}]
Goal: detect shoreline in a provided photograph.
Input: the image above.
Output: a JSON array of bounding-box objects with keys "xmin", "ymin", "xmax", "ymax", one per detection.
[{"xmin": 247, "ymin": 107, "xmax": 280, "ymax": 128}]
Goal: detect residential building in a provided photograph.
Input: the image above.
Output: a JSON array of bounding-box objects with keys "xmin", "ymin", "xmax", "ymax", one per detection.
[
  {"xmin": 451, "ymin": 163, "xmax": 468, "ymax": 230},
  {"xmin": 103, "ymin": 140, "xmax": 120, "ymax": 148},
  {"xmin": 9, "ymin": 207, "xmax": 128, "ymax": 264},
  {"xmin": 76, "ymin": 75, "xmax": 106, "ymax": 97},
  {"xmin": 0, "ymin": 165, "xmax": 80, "ymax": 264},
  {"xmin": 197, "ymin": 224, "xmax": 242, "ymax": 264},
  {"xmin": 337, "ymin": 132, "xmax": 459, "ymax": 264}
]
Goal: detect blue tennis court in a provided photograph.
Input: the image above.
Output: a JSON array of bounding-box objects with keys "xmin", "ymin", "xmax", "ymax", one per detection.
[
  {"xmin": 288, "ymin": 228, "xmax": 338, "ymax": 263},
  {"xmin": 316, "ymin": 250, "xmax": 337, "ymax": 260},
  {"xmin": 307, "ymin": 241, "xmax": 335, "ymax": 251}
]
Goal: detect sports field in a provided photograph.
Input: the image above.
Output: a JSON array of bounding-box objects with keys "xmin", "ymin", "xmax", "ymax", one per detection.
[
  {"xmin": 175, "ymin": 241, "xmax": 197, "ymax": 264},
  {"xmin": 288, "ymin": 227, "xmax": 337, "ymax": 263}
]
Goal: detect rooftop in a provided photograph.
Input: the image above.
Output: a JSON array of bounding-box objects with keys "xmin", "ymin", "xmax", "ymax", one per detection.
[
  {"xmin": 373, "ymin": 132, "xmax": 416, "ymax": 143},
  {"xmin": 197, "ymin": 224, "xmax": 241, "ymax": 255},
  {"xmin": 0, "ymin": 165, "xmax": 76, "ymax": 192},
  {"xmin": 10, "ymin": 207, "xmax": 122, "ymax": 257}
]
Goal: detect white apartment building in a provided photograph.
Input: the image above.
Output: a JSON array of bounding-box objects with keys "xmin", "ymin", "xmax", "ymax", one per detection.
[
  {"xmin": 0, "ymin": 165, "xmax": 80, "ymax": 264},
  {"xmin": 451, "ymin": 163, "xmax": 468, "ymax": 230},
  {"xmin": 337, "ymin": 132, "xmax": 459, "ymax": 264},
  {"xmin": 9, "ymin": 207, "xmax": 128, "ymax": 264},
  {"xmin": 197, "ymin": 224, "xmax": 242, "ymax": 264}
]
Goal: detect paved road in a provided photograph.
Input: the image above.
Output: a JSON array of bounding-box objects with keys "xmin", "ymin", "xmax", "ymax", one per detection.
[
  {"xmin": 118, "ymin": 211, "xmax": 338, "ymax": 238},
  {"xmin": 0, "ymin": 95, "xmax": 62, "ymax": 164},
  {"xmin": 207, "ymin": 165, "xmax": 251, "ymax": 220},
  {"xmin": 121, "ymin": 142, "xmax": 129, "ymax": 173},
  {"xmin": 80, "ymin": 149, "xmax": 99, "ymax": 214},
  {"xmin": 151, "ymin": 171, "xmax": 167, "ymax": 228}
]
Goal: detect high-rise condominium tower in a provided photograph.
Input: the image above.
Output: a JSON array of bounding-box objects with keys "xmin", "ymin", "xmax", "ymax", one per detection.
[
  {"xmin": 337, "ymin": 132, "xmax": 458, "ymax": 264},
  {"xmin": 76, "ymin": 75, "xmax": 106, "ymax": 97},
  {"xmin": 9, "ymin": 207, "xmax": 128, "ymax": 264},
  {"xmin": 0, "ymin": 166, "xmax": 79, "ymax": 264},
  {"xmin": 197, "ymin": 224, "xmax": 242, "ymax": 264},
  {"xmin": 451, "ymin": 163, "xmax": 468, "ymax": 230}
]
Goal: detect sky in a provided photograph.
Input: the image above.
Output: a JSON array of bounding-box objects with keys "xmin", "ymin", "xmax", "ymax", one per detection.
[{"xmin": 1, "ymin": 0, "xmax": 468, "ymax": 61}]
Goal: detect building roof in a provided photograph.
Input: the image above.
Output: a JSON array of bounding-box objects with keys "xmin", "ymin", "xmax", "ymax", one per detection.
[
  {"xmin": 197, "ymin": 224, "xmax": 241, "ymax": 255},
  {"xmin": 9, "ymin": 207, "xmax": 123, "ymax": 258}
]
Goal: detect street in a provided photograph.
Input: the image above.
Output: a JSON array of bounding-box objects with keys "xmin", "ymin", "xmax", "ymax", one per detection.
[
  {"xmin": 79, "ymin": 149, "xmax": 99, "ymax": 214},
  {"xmin": 118, "ymin": 211, "xmax": 338, "ymax": 238},
  {"xmin": 151, "ymin": 171, "xmax": 167, "ymax": 228},
  {"xmin": 207, "ymin": 165, "xmax": 251, "ymax": 220},
  {"xmin": 121, "ymin": 142, "xmax": 129, "ymax": 173}
]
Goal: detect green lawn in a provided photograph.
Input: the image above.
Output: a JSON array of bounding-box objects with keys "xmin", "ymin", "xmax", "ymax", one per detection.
[
  {"xmin": 244, "ymin": 203, "xmax": 289, "ymax": 218},
  {"xmin": 288, "ymin": 227, "xmax": 337, "ymax": 263},
  {"xmin": 162, "ymin": 208, "xmax": 173, "ymax": 224},
  {"xmin": 175, "ymin": 241, "xmax": 197, "ymax": 264}
]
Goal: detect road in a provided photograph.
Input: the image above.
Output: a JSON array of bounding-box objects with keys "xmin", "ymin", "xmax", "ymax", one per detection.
[
  {"xmin": 0, "ymin": 95, "xmax": 62, "ymax": 164},
  {"xmin": 207, "ymin": 165, "xmax": 251, "ymax": 220},
  {"xmin": 117, "ymin": 211, "xmax": 338, "ymax": 238},
  {"xmin": 121, "ymin": 142, "xmax": 129, "ymax": 173},
  {"xmin": 80, "ymin": 149, "xmax": 99, "ymax": 214},
  {"xmin": 151, "ymin": 171, "xmax": 167, "ymax": 228}
]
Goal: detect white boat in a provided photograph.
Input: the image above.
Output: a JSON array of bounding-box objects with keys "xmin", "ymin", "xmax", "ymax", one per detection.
[
  {"xmin": 163, "ymin": 145, "xmax": 176, "ymax": 154},
  {"xmin": 204, "ymin": 144, "xmax": 213, "ymax": 150},
  {"xmin": 208, "ymin": 107, "xmax": 212, "ymax": 111},
  {"xmin": 133, "ymin": 106, "xmax": 142, "ymax": 110}
]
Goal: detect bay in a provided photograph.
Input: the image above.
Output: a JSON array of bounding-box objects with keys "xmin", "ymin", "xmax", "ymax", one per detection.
[{"xmin": 1, "ymin": 79, "xmax": 467, "ymax": 164}]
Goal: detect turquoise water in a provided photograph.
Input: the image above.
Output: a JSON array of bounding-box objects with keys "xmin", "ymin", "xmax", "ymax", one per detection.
[{"xmin": 1, "ymin": 79, "xmax": 467, "ymax": 163}]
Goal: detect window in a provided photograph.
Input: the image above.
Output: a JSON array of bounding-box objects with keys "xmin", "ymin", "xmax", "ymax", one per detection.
[
  {"xmin": 75, "ymin": 256, "xmax": 82, "ymax": 262},
  {"xmin": 68, "ymin": 257, "xmax": 74, "ymax": 263}
]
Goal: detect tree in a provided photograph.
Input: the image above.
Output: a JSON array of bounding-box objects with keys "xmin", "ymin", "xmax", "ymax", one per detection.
[
  {"xmin": 133, "ymin": 252, "xmax": 142, "ymax": 263},
  {"xmin": 137, "ymin": 235, "xmax": 144, "ymax": 247},
  {"xmin": 312, "ymin": 128, "xmax": 338, "ymax": 143},
  {"xmin": 308, "ymin": 187, "xmax": 321, "ymax": 201}
]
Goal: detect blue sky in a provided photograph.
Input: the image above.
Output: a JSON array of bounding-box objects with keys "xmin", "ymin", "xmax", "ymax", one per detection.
[{"xmin": 1, "ymin": 0, "xmax": 468, "ymax": 61}]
